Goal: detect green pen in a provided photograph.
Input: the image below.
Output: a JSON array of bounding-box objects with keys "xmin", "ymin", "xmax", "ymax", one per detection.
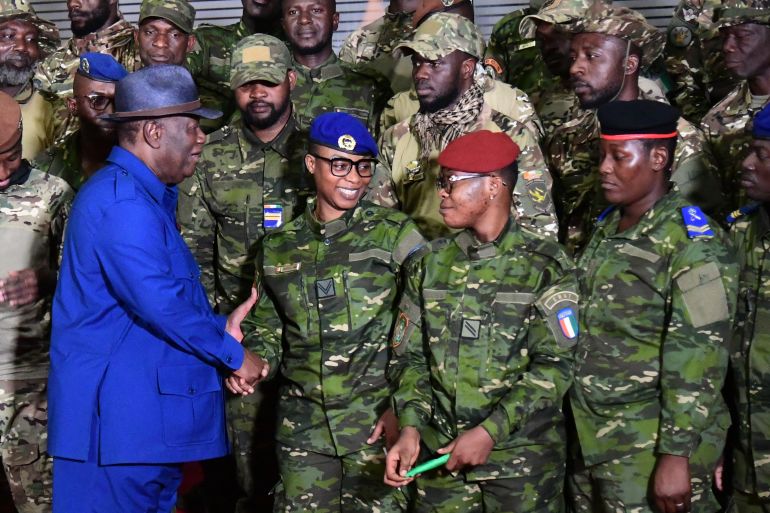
[{"xmin": 406, "ymin": 454, "xmax": 450, "ymax": 477}]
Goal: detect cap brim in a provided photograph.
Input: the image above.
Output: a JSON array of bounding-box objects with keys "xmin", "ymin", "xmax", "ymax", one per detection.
[
  {"xmin": 99, "ymin": 106, "xmax": 222, "ymax": 122},
  {"xmin": 230, "ymin": 71, "xmax": 287, "ymax": 90},
  {"xmin": 394, "ymin": 40, "xmax": 448, "ymax": 60}
]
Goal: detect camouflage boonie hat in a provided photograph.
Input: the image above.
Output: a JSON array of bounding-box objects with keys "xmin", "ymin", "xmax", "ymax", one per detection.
[
  {"xmin": 395, "ymin": 12, "xmax": 485, "ymax": 60},
  {"xmin": 715, "ymin": 0, "xmax": 770, "ymax": 28},
  {"xmin": 520, "ymin": 0, "xmax": 595, "ymax": 39},
  {"xmin": 0, "ymin": 0, "xmax": 60, "ymax": 55},
  {"xmin": 139, "ymin": 0, "xmax": 196, "ymax": 34},
  {"xmin": 230, "ymin": 34, "xmax": 292, "ymax": 89},
  {"xmin": 571, "ymin": 5, "xmax": 665, "ymax": 70}
]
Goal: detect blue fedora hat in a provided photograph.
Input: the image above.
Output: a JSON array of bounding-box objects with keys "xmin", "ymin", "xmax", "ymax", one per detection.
[{"xmin": 102, "ymin": 64, "xmax": 221, "ymax": 121}]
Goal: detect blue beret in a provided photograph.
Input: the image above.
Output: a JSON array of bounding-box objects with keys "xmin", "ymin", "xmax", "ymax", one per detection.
[
  {"xmin": 753, "ymin": 104, "xmax": 770, "ymax": 140},
  {"xmin": 309, "ymin": 112, "xmax": 378, "ymax": 157},
  {"xmin": 77, "ymin": 52, "xmax": 128, "ymax": 83}
]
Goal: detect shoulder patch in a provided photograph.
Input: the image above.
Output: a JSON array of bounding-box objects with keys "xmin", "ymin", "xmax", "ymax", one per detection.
[
  {"xmin": 681, "ymin": 206, "xmax": 714, "ymax": 239},
  {"xmin": 483, "ymin": 57, "xmax": 504, "ymax": 76}
]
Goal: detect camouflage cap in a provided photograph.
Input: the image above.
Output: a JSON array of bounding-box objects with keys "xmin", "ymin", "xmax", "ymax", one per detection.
[
  {"xmin": 230, "ymin": 34, "xmax": 292, "ymax": 89},
  {"xmin": 715, "ymin": 0, "xmax": 770, "ymax": 28},
  {"xmin": 139, "ymin": 0, "xmax": 196, "ymax": 34},
  {"xmin": 0, "ymin": 0, "xmax": 60, "ymax": 55},
  {"xmin": 520, "ymin": 0, "xmax": 595, "ymax": 39},
  {"xmin": 0, "ymin": 91, "xmax": 22, "ymax": 153},
  {"xmin": 396, "ymin": 12, "xmax": 485, "ymax": 60},
  {"xmin": 570, "ymin": 4, "xmax": 665, "ymax": 70},
  {"xmin": 412, "ymin": 0, "xmax": 472, "ymax": 28}
]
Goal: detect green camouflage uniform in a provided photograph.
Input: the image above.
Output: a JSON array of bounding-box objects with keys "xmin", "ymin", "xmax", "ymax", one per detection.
[
  {"xmin": 728, "ymin": 203, "xmax": 770, "ymax": 510},
  {"xmin": 664, "ymin": 0, "xmax": 739, "ymax": 124},
  {"xmin": 338, "ymin": 11, "xmax": 415, "ymax": 94},
  {"xmin": 390, "ymin": 218, "xmax": 577, "ymax": 512},
  {"xmin": 0, "ymin": 163, "xmax": 72, "ymax": 513},
  {"xmin": 290, "ymin": 53, "xmax": 392, "ymax": 136},
  {"xmin": 535, "ymin": 83, "xmax": 580, "ymax": 139},
  {"xmin": 34, "ymin": 131, "xmax": 85, "ymax": 192},
  {"xmin": 241, "ymin": 198, "xmax": 426, "ymax": 512},
  {"xmin": 569, "ymin": 189, "xmax": 737, "ymax": 513},
  {"xmin": 187, "ymin": 19, "xmax": 286, "ymax": 133}
]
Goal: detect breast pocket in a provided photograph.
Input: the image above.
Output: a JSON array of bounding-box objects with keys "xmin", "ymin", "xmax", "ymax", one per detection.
[
  {"xmin": 157, "ymin": 364, "xmax": 222, "ymax": 446},
  {"xmin": 209, "ymin": 178, "xmax": 262, "ymax": 246},
  {"xmin": 482, "ymin": 292, "xmax": 534, "ymax": 380},
  {"xmin": 264, "ymin": 264, "xmax": 308, "ymax": 327},
  {"xmin": 343, "ymin": 248, "xmax": 396, "ymax": 333}
]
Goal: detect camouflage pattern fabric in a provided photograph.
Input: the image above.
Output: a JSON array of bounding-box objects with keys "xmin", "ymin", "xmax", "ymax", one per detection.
[
  {"xmin": 664, "ymin": 0, "xmax": 739, "ymax": 123},
  {"xmin": 714, "ymin": 0, "xmax": 770, "ymax": 28},
  {"xmin": 14, "ymin": 82, "xmax": 55, "ymax": 162},
  {"xmin": 535, "ymin": 82, "xmax": 580, "ymax": 139},
  {"xmin": 0, "ymin": 165, "xmax": 72, "ymax": 379},
  {"xmin": 391, "ymin": 219, "xmax": 576, "ymax": 493},
  {"xmin": 570, "ymin": 189, "xmax": 736, "ymax": 475},
  {"xmin": 34, "ymin": 131, "xmax": 84, "ymax": 192},
  {"xmin": 0, "ymin": 379, "xmax": 52, "ymax": 513},
  {"xmin": 290, "ymin": 53, "xmax": 392, "ymax": 136},
  {"xmin": 186, "ymin": 19, "xmax": 287, "ymax": 133},
  {"xmin": 139, "ymin": 0, "xmax": 196, "ymax": 35},
  {"xmin": 177, "ymin": 115, "xmax": 310, "ymax": 314},
  {"xmin": 370, "ymin": 81, "xmax": 557, "ymax": 241},
  {"xmin": 545, "ymin": 85, "xmax": 722, "ymax": 252},
  {"xmin": 338, "ymin": 11, "xmax": 415, "ymax": 94},
  {"xmin": 701, "ymin": 83, "xmax": 770, "ymax": 220},
  {"xmin": 0, "ymin": 0, "xmax": 59, "ymax": 55},
  {"xmin": 33, "ymin": 14, "xmax": 138, "ymax": 142},
  {"xmin": 728, "ymin": 204, "xmax": 770, "ymax": 502}
]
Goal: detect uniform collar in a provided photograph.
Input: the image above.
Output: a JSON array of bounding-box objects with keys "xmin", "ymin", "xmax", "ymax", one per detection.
[
  {"xmin": 238, "ymin": 113, "xmax": 298, "ymax": 158},
  {"xmin": 597, "ymin": 186, "xmax": 679, "ymax": 240},
  {"xmin": 455, "ymin": 216, "xmax": 515, "ymax": 260},
  {"xmin": 292, "ymin": 53, "xmax": 344, "ymax": 81},
  {"xmin": 71, "ymin": 14, "xmax": 135, "ymax": 54},
  {"xmin": 303, "ymin": 196, "xmax": 362, "ymax": 239},
  {"xmin": 12, "ymin": 81, "xmax": 34, "ymax": 104}
]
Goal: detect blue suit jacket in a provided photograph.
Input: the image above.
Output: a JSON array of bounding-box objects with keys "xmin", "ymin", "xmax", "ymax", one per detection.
[{"xmin": 50, "ymin": 147, "xmax": 244, "ymax": 465}]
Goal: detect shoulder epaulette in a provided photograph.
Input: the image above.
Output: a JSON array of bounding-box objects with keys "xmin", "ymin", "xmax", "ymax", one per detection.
[
  {"xmin": 205, "ymin": 125, "xmax": 231, "ymax": 144},
  {"xmin": 726, "ymin": 202, "xmax": 761, "ymax": 224},
  {"xmin": 597, "ymin": 205, "xmax": 617, "ymax": 222},
  {"xmin": 681, "ymin": 205, "xmax": 714, "ymax": 239},
  {"xmin": 114, "ymin": 167, "xmax": 136, "ymax": 201}
]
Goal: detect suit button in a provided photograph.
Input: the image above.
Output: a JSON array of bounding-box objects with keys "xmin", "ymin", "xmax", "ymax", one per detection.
[
  {"xmin": 226, "ymin": 355, "xmax": 233, "ymax": 364},
  {"xmin": 188, "ymin": 387, "xmax": 196, "ymax": 395},
  {"xmin": 323, "ymin": 238, "xmax": 331, "ymax": 245}
]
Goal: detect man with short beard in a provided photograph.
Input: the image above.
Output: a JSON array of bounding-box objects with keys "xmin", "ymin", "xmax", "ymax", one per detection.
[
  {"xmin": 34, "ymin": 0, "xmax": 138, "ymax": 141},
  {"xmin": 544, "ymin": 4, "xmax": 721, "ymax": 253},
  {"xmin": 0, "ymin": 0, "xmax": 59, "ymax": 160},
  {"xmin": 36, "ymin": 53, "xmax": 126, "ymax": 191},
  {"xmin": 135, "ymin": 0, "xmax": 196, "ymax": 68}
]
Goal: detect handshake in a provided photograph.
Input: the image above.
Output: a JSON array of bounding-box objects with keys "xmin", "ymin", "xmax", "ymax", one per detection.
[{"xmin": 223, "ymin": 287, "xmax": 271, "ymax": 396}]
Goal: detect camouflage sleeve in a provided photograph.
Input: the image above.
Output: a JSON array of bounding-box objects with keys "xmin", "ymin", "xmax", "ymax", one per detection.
[
  {"xmin": 185, "ymin": 29, "xmax": 209, "ymax": 79},
  {"xmin": 671, "ymin": 120, "xmax": 723, "ymax": 215},
  {"xmin": 656, "ymin": 238, "xmax": 738, "ymax": 457},
  {"xmin": 366, "ymin": 126, "xmax": 400, "ymax": 208},
  {"xmin": 478, "ymin": 256, "xmax": 578, "ymax": 443},
  {"xmin": 378, "ymin": 93, "xmax": 400, "ymax": 137},
  {"xmin": 178, "ymin": 169, "xmax": 216, "ymax": 303},
  {"xmin": 390, "ymin": 254, "xmax": 433, "ymax": 430},
  {"xmin": 338, "ymin": 30, "xmax": 361, "ymax": 64},
  {"xmin": 370, "ymin": 76, "xmax": 394, "ymax": 140},
  {"xmin": 49, "ymin": 181, "xmax": 74, "ymax": 269}
]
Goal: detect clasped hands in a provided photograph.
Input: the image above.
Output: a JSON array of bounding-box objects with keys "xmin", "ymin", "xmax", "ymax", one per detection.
[{"xmin": 223, "ymin": 287, "xmax": 270, "ymax": 396}]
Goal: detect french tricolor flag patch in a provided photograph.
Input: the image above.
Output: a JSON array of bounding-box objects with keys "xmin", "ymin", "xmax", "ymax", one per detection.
[{"xmin": 557, "ymin": 307, "xmax": 578, "ymax": 339}]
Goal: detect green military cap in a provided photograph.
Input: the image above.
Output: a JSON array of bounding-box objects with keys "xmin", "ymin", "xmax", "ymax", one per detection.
[
  {"xmin": 520, "ymin": 0, "xmax": 596, "ymax": 38},
  {"xmin": 139, "ymin": 0, "xmax": 196, "ymax": 34},
  {"xmin": 230, "ymin": 34, "xmax": 292, "ymax": 89},
  {"xmin": 0, "ymin": 0, "xmax": 59, "ymax": 55},
  {"xmin": 570, "ymin": 3, "xmax": 665, "ymax": 70},
  {"xmin": 395, "ymin": 12, "xmax": 485, "ymax": 60},
  {"xmin": 715, "ymin": 0, "xmax": 770, "ymax": 28}
]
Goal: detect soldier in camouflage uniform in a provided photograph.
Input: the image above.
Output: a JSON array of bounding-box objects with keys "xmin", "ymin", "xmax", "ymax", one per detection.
[
  {"xmin": 664, "ymin": 0, "xmax": 740, "ymax": 124},
  {"xmin": 36, "ymin": 53, "xmax": 127, "ymax": 191},
  {"xmin": 369, "ymin": 13, "xmax": 558, "ymax": 242},
  {"xmin": 282, "ymin": 0, "xmax": 392, "ymax": 135},
  {"xmin": 34, "ymin": 0, "xmax": 138, "ymax": 142},
  {"xmin": 545, "ymin": 4, "xmax": 721, "ymax": 253},
  {"xmin": 239, "ymin": 112, "xmax": 426, "ymax": 512},
  {"xmin": 0, "ymin": 0, "xmax": 59, "ymax": 161},
  {"xmin": 0, "ymin": 92, "xmax": 73, "ymax": 513},
  {"xmin": 700, "ymin": 0, "xmax": 770, "ymax": 221},
  {"xmin": 177, "ymin": 35, "xmax": 310, "ymax": 512},
  {"xmin": 135, "ymin": 0, "xmax": 196, "ymax": 67},
  {"xmin": 384, "ymin": 130, "xmax": 577, "ymax": 512},
  {"xmin": 725, "ymin": 104, "xmax": 770, "ymax": 512},
  {"xmin": 569, "ymin": 100, "xmax": 737, "ymax": 513},
  {"xmin": 187, "ymin": 0, "xmax": 285, "ymax": 133}
]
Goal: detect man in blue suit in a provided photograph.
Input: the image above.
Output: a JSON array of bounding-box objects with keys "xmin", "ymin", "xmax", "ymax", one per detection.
[{"xmin": 49, "ymin": 64, "xmax": 269, "ymax": 512}]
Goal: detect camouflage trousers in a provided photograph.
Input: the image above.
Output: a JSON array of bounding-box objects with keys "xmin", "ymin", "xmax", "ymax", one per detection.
[
  {"xmin": 726, "ymin": 489, "xmax": 770, "ymax": 513},
  {"xmin": 273, "ymin": 443, "xmax": 407, "ymax": 513},
  {"xmin": 0, "ymin": 378, "xmax": 52, "ymax": 513}
]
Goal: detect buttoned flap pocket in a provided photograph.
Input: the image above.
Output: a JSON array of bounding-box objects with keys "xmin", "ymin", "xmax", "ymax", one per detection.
[
  {"xmin": 263, "ymin": 262, "xmax": 307, "ymax": 322},
  {"xmin": 1, "ymin": 443, "xmax": 40, "ymax": 466},
  {"xmin": 484, "ymin": 292, "xmax": 536, "ymax": 378},
  {"xmin": 614, "ymin": 243, "xmax": 665, "ymax": 303},
  {"xmin": 208, "ymin": 178, "xmax": 262, "ymax": 242},
  {"xmin": 169, "ymin": 248, "xmax": 201, "ymax": 282},
  {"xmin": 675, "ymin": 261, "xmax": 729, "ymax": 328},
  {"xmin": 157, "ymin": 365, "xmax": 222, "ymax": 446},
  {"xmin": 343, "ymin": 249, "xmax": 397, "ymax": 333}
]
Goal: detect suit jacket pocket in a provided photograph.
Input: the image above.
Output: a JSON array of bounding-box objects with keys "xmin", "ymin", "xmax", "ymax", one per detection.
[{"xmin": 157, "ymin": 364, "xmax": 222, "ymax": 446}]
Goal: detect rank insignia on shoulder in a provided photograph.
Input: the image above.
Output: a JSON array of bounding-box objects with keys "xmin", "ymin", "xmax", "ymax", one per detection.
[
  {"xmin": 557, "ymin": 307, "xmax": 578, "ymax": 339},
  {"xmin": 404, "ymin": 160, "xmax": 424, "ymax": 183},
  {"xmin": 682, "ymin": 206, "xmax": 714, "ymax": 239},
  {"xmin": 725, "ymin": 203, "xmax": 760, "ymax": 224},
  {"xmin": 597, "ymin": 205, "xmax": 616, "ymax": 222}
]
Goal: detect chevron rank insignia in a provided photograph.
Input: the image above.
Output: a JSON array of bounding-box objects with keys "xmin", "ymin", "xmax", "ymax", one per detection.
[
  {"xmin": 460, "ymin": 318, "xmax": 481, "ymax": 339},
  {"xmin": 682, "ymin": 206, "xmax": 714, "ymax": 239},
  {"xmin": 316, "ymin": 278, "xmax": 336, "ymax": 299}
]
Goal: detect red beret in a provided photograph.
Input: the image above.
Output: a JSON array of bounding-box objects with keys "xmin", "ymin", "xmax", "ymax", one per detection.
[{"xmin": 437, "ymin": 130, "xmax": 521, "ymax": 173}]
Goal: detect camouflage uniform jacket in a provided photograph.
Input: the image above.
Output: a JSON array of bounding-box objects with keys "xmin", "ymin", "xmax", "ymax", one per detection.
[
  {"xmin": 728, "ymin": 203, "xmax": 770, "ymax": 498},
  {"xmin": 338, "ymin": 11, "xmax": 415, "ymax": 94},
  {"xmin": 701, "ymin": 82, "xmax": 770, "ymax": 218},
  {"xmin": 0, "ymin": 164, "xmax": 72, "ymax": 379},
  {"xmin": 571, "ymin": 189, "xmax": 737, "ymax": 466},
  {"xmin": 178, "ymin": 116, "xmax": 310, "ymax": 314},
  {"xmin": 391, "ymin": 218, "xmax": 577, "ymax": 481},
  {"xmin": 187, "ymin": 18, "xmax": 287, "ymax": 133},
  {"xmin": 15, "ymin": 81, "xmax": 55, "ymax": 161},
  {"xmin": 546, "ymin": 86, "xmax": 721, "ymax": 252},
  {"xmin": 35, "ymin": 131, "xmax": 86, "ymax": 191},
  {"xmin": 241, "ymin": 198, "xmax": 426, "ymax": 456},
  {"xmin": 370, "ymin": 83, "xmax": 557, "ymax": 241},
  {"xmin": 34, "ymin": 14, "xmax": 138, "ymax": 141},
  {"xmin": 535, "ymin": 81, "xmax": 580, "ymax": 139},
  {"xmin": 290, "ymin": 53, "xmax": 392, "ymax": 136}
]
